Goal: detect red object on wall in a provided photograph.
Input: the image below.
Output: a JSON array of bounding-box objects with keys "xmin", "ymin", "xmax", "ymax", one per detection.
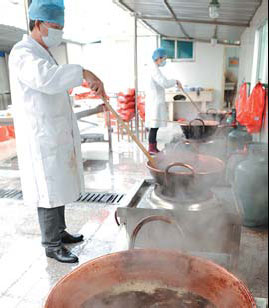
[
  {"xmin": 245, "ymin": 83, "xmax": 267, "ymax": 134},
  {"xmin": 236, "ymin": 83, "xmax": 249, "ymax": 126}
]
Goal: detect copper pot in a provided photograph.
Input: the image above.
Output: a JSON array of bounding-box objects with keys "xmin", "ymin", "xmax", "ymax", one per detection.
[
  {"xmin": 146, "ymin": 154, "xmax": 225, "ymax": 199},
  {"xmin": 179, "ymin": 118, "xmax": 219, "ymax": 140},
  {"xmin": 45, "ymin": 249, "xmax": 256, "ymax": 308}
]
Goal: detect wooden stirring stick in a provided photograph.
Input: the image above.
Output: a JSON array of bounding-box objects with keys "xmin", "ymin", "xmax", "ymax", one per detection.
[
  {"xmin": 179, "ymin": 86, "xmax": 202, "ymax": 114},
  {"xmin": 102, "ymin": 97, "xmax": 158, "ymax": 168}
]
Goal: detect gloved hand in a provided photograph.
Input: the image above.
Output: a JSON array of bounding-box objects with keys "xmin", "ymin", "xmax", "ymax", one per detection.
[
  {"xmin": 176, "ymin": 80, "xmax": 183, "ymax": 89},
  {"xmin": 83, "ymin": 70, "xmax": 107, "ymax": 98}
]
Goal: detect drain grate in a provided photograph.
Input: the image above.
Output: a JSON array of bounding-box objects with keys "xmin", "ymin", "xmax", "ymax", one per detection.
[
  {"xmin": 77, "ymin": 192, "xmax": 125, "ymax": 205},
  {"xmin": 0, "ymin": 189, "xmax": 125, "ymax": 205},
  {"xmin": 0, "ymin": 189, "xmax": 23, "ymax": 200}
]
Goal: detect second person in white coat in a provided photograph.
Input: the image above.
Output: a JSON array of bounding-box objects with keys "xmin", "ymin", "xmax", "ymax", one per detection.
[{"xmin": 146, "ymin": 48, "xmax": 182, "ymax": 155}]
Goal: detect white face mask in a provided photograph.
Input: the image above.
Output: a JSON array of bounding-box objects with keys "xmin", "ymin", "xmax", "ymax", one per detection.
[
  {"xmin": 42, "ymin": 24, "xmax": 63, "ymax": 48},
  {"xmin": 159, "ymin": 60, "xmax": 167, "ymax": 67}
]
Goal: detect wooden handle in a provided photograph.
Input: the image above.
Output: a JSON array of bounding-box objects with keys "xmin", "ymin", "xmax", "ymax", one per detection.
[{"xmin": 102, "ymin": 98, "xmax": 157, "ymax": 168}]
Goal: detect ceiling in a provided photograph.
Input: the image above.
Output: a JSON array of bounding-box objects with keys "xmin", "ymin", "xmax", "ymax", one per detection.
[
  {"xmin": 0, "ymin": 25, "xmax": 26, "ymax": 52},
  {"xmin": 115, "ymin": 0, "xmax": 263, "ymax": 44}
]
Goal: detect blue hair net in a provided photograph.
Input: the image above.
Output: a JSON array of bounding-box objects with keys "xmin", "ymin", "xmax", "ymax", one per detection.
[
  {"xmin": 152, "ymin": 48, "xmax": 167, "ymax": 61},
  {"xmin": 29, "ymin": 0, "xmax": 65, "ymax": 27}
]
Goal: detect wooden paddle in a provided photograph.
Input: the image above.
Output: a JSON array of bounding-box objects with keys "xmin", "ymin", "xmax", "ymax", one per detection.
[{"xmin": 102, "ymin": 97, "xmax": 157, "ymax": 168}]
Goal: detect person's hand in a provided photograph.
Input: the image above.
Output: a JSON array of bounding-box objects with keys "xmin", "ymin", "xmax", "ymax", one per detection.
[
  {"xmin": 176, "ymin": 80, "xmax": 183, "ymax": 89},
  {"xmin": 83, "ymin": 70, "xmax": 107, "ymax": 98}
]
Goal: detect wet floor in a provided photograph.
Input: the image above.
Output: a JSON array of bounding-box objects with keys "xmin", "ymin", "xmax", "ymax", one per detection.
[{"xmin": 0, "ymin": 128, "xmax": 268, "ymax": 307}]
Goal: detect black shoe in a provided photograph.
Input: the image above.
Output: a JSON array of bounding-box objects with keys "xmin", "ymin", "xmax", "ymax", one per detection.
[
  {"xmin": 46, "ymin": 246, "xmax": 79, "ymax": 263},
  {"xmin": 61, "ymin": 231, "xmax": 84, "ymax": 244}
]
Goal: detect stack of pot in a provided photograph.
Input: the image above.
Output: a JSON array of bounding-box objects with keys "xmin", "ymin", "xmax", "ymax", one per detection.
[
  {"xmin": 234, "ymin": 143, "xmax": 268, "ymax": 227},
  {"xmin": 117, "ymin": 89, "xmax": 136, "ymax": 122}
]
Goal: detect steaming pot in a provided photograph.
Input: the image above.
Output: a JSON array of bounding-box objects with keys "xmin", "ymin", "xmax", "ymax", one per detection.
[
  {"xmin": 45, "ymin": 250, "xmax": 256, "ymax": 308},
  {"xmin": 146, "ymin": 154, "xmax": 225, "ymax": 199},
  {"xmin": 198, "ymin": 108, "xmax": 228, "ymax": 123},
  {"xmin": 234, "ymin": 143, "xmax": 268, "ymax": 227},
  {"xmin": 178, "ymin": 119, "xmax": 219, "ymax": 140}
]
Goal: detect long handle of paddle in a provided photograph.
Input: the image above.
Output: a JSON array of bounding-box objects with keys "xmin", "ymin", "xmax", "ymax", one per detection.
[{"xmin": 102, "ymin": 97, "xmax": 157, "ymax": 168}]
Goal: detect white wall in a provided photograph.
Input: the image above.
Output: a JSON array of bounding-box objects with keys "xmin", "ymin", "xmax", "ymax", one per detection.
[
  {"xmin": 238, "ymin": 0, "xmax": 268, "ymax": 143},
  {"xmin": 225, "ymin": 47, "xmax": 240, "ymax": 81},
  {"xmin": 82, "ymin": 39, "xmax": 135, "ymax": 94},
  {"xmin": 81, "ymin": 35, "xmax": 157, "ymax": 94},
  {"xmin": 66, "ymin": 43, "xmax": 83, "ymax": 65},
  {"xmin": 162, "ymin": 42, "xmax": 225, "ymax": 109}
]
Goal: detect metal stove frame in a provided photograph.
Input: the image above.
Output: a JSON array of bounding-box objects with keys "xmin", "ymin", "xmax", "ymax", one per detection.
[{"xmin": 116, "ymin": 179, "xmax": 242, "ymax": 272}]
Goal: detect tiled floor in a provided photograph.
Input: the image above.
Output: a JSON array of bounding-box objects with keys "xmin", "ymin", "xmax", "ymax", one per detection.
[{"xmin": 0, "ymin": 126, "xmax": 268, "ymax": 307}]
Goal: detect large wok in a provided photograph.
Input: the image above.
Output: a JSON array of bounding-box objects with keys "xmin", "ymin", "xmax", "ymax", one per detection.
[
  {"xmin": 146, "ymin": 154, "xmax": 225, "ymax": 199},
  {"xmin": 178, "ymin": 118, "xmax": 220, "ymax": 140},
  {"xmin": 199, "ymin": 108, "xmax": 228, "ymax": 123},
  {"xmin": 45, "ymin": 249, "xmax": 256, "ymax": 308}
]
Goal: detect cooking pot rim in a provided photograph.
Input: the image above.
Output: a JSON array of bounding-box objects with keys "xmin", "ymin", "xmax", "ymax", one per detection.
[
  {"xmin": 178, "ymin": 120, "xmax": 220, "ymax": 127},
  {"xmin": 45, "ymin": 249, "xmax": 256, "ymax": 308},
  {"xmin": 199, "ymin": 110, "xmax": 228, "ymax": 115},
  {"xmin": 146, "ymin": 155, "xmax": 225, "ymax": 176}
]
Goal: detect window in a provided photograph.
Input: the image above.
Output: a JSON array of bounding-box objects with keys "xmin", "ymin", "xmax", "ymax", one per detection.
[
  {"xmin": 161, "ymin": 39, "xmax": 175, "ymax": 59},
  {"xmin": 256, "ymin": 20, "xmax": 268, "ymax": 83},
  {"xmin": 177, "ymin": 41, "xmax": 194, "ymax": 59},
  {"xmin": 161, "ymin": 38, "xmax": 195, "ymax": 61}
]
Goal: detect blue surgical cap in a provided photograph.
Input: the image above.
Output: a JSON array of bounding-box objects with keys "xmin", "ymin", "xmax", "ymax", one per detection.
[
  {"xmin": 29, "ymin": 0, "xmax": 65, "ymax": 27},
  {"xmin": 152, "ymin": 48, "xmax": 167, "ymax": 61}
]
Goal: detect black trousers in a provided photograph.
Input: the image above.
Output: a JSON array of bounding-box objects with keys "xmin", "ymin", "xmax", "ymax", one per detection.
[
  {"xmin": 149, "ymin": 128, "xmax": 159, "ymax": 144},
  {"xmin": 37, "ymin": 206, "xmax": 66, "ymax": 252}
]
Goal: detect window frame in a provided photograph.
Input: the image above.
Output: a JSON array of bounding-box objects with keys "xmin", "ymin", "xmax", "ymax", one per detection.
[
  {"xmin": 256, "ymin": 20, "xmax": 268, "ymax": 84},
  {"xmin": 160, "ymin": 37, "xmax": 196, "ymax": 62}
]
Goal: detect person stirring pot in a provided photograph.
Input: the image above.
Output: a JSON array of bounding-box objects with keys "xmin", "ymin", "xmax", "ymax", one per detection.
[
  {"xmin": 9, "ymin": 0, "xmax": 107, "ymax": 263},
  {"xmin": 146, "ymin": 48, "xmax": 182, "ymax": 155}
]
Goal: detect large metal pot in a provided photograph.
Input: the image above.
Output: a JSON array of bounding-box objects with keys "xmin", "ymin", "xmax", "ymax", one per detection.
[
  {"xmin": 178, "ymin": 118, "xmax": 219, "ymax": 140},
  {"xmin": 45, "ymin": 249, "xmax": 256, "ymax": 308},
  {"xmin": 199, "ymin": 108, "xmax": 228, "ymax": 123},
  {"xmin": 147, "ymin": 154, "xmax": 225, "ymax": 199}
]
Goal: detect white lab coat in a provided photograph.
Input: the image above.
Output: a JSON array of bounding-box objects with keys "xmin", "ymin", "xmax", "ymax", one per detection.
[
  {"xmin": 145, "ymin": 63, "xmax": 176, "ymax": 128},
  {"xmin": 9, "ymin": 35, "xmax": 85, "ymax": 208}
]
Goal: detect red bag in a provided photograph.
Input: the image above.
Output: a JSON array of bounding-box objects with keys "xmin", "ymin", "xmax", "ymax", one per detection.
[
  {"xmin": 117, "ymin": 95, "xmax": 135, "ymax": 104},
  {"xmin": 7, "ymin": 126, "xmax": 15, "ymax": 138},
  {"xmin": 245, "ymin": 83, "xmax": 267, "ymax": 134},
  {"xmin": 128, "ymin": 88, "xmax": 136, "ymax": 97},
  {"xmin": 118, "ymin": 102, "xmax": 135, "ymax": 111},
  {"xmin": 236, "ymin": 83, "xmax": 248, "ymax": 126},
  {"xmin": 0, "ymin": 126, "xmax": 10, "ymax": 142}
]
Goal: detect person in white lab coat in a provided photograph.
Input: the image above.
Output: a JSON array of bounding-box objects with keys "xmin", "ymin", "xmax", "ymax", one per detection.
[
  {"xmin": 9, "ymin": 0, "xmax": 106, "ymax": 263},
  {"xmin": 146, "ymin": 48, "xmax": 182, "ymax": 155}
]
